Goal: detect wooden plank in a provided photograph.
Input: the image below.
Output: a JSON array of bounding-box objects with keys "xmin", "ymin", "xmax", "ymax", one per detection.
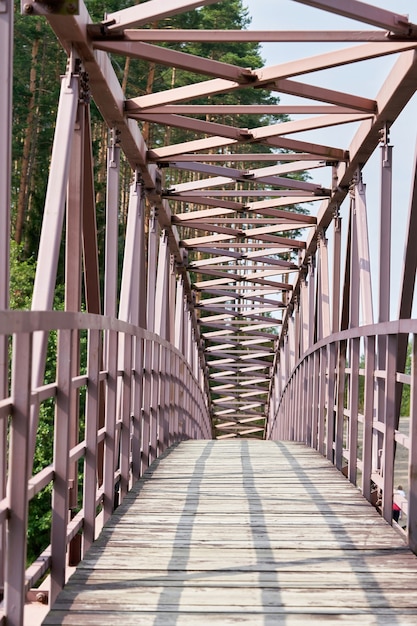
[
  {"xmin": 41, "ymin": 612, "xmax": 417, "ymax": 626},
  {"xmin": 43, "ymin": 441, "xmax": 417, "ymax": 625}
]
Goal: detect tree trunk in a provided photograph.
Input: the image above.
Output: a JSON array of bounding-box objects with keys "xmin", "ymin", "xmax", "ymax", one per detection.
[{"xmin": 15, "ymin": 27, "xmax": 40, "ymax": 244}]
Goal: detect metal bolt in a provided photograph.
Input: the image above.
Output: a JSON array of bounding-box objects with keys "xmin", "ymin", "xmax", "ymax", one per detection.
[{"xmin": 36, "ymin": 592, "xmax": 47, "ymax": 604}]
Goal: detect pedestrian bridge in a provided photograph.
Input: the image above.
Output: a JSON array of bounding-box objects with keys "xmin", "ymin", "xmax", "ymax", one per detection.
[{"xmin": 2, "ymin": 1, "xmax": 417, "ymax": 624}]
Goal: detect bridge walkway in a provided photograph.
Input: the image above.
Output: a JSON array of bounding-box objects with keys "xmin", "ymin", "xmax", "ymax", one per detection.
[{"xmin": 43, "ymin": 440, "xmax": 417, "ymax": 625}]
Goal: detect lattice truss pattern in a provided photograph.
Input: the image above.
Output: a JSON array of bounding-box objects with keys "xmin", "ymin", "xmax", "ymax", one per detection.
[{"xmin": 13, "ymin": 0, "xmax": 417, "ymax": 439}]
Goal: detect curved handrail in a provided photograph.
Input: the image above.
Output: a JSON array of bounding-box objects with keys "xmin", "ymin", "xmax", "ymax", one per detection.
[
  {"xmin": 267, "ymin": 319, "xmax": 417, "ymax": 554},
  {"xmin": 0, "ymin": 309, "xmax": 212, "ymax": 614}
]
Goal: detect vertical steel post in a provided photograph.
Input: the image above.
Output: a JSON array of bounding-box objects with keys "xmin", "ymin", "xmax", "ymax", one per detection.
[
  {"xmin": 30, "ymin": 64, "xmax": 79, "ymax": 469},
  {"xmin": 311, "ymin": 351, "xmax": 319, "ymax": 450},
  {"xmin": 104, "ymin": 129, "xmax": 120, "ymax": 320},
  {"xmin": 326, "ymin": 343, "xmax": 336, "ymax": 462},
  {"xmin": 65, "ymin": 99, "xmax": 84, "ymax": 537},
  {"xmin": 117, "ymin": 176, "xmax": 144, "ymax": 480},
  {"xmin": 318, "ymin": 233, "xmax": 331, "ymax": 339},
  {"xmin": 382, "ymin": 334, "xmax": 397, "ymax": 523},
  {"xmin": 50, "ymin": 329, "xmax": 72, "ymax": 605},
  {"xmin": 377, "ymin": 142, "xmax": 392, "ymax": 472},
  {"xmin": 0, "ymin": 0, "xmax": 12, "ymax": 310},
  {"xmin": 150, "ymin": 341, "xmax": 160, "ymax": 460},
  {"xmin": 83, "ymin": 328, "xmax": 100, "ymax": 554},
  {"xmin": 332, "ymin": 215, "xmax": 342, "ymax": 334},
  {"xmin": 169, "ymin": 256, "xmax": 177, "ymax": 344},
  {"xmin": 379, "ymin": 142, "xmax": 392, "ymax": 327},
  {"xmin": 102, "ymin": 132, "xmax": 120, "ymax": 505},
  {"xmin": 409, "ymin": 333, "xmax": 417, "ymax": 553},
  {"xmin": 288, "ymin": 316, "xmax": 295, "ymax": 375},
  {"xmin": 308, "ymin": 260, "xmax": 315, "ymax": 348},
  {"xmin": 132, "ymin": 335, "xmax": 144, "ymax": 480},
  {"xmin": 118, "ymin": 175, "xmax": 143, "ymax": 324},
  {"xmin": 362, "ymin": 335, "xmax": 375, "ymax": 501},
  {"xmin": 335, "ymin": 339, "xmax": 347, "ymax": 471},
  {"xmin": 103, "ymin": 329, "xmax": 118, "ymax": 523},
  {"xmin": 294, "ymin": 297, "xmax": 300, "ymax": 363},
  {"xmin": 306, "ymin": 354, "xmax": 313, "ymax": 446},
  {"xmin": 141, "ymin": 339, "xmax": 152, "ymax": 473},
  {"xmin": 174, "ymin": 279, "xmax": 185, "ymax": 352},
  {"xmin": 155, "ymin": 231, "xmax": 169, "ymax": 339},
  {"xmin": 82, "ymin": 104, "xmax": 101, "ymax": 316},
  {"xmin": 300, "ymin": 278, "xmax": 308, "ymax": 356},
  {"xmin": 152, "ymin": 233, "xmax": 169, "ymax": 457},
  {"xmin": 354, "ymin": 173, "xmax": 374, "ymax": 325},
  {"xmin": 348, "ymin": 337, "xmax": 360, "ymax": 485},
  {"xmin": 318, "ymin": 347, "xmax": 327, "ymax": 455},
  {"xmin": 119, "ymin": 333, "xmax": 132, "ymax": 499},
  {"xmin": 4, "ymin": 333, "xmax": 32, "ymax": 626},
  {"xmin": 350, "ymin": 191, "xmax": 360, "ymax": 329},
  {"xmin": 146, "ymin": 209, "xmax": 158, "ymax": 333},
  {"xmin": 31, "ymin": 64, "xmax": 79, "ymax": 375},
  {"xmin": 0, "ymin": 0, "xmax": 13, "ymax": 594}
]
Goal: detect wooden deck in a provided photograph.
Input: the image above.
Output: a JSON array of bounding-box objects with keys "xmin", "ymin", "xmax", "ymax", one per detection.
[{"xmin": 43, "ymin": 440, "xmax": 417, "ymax": 625}]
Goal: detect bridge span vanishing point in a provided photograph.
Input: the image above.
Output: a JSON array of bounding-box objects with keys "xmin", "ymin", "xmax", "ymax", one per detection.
[{"xmin": 2, "ymin": 0, "xmax": 417, "ymax": 624}]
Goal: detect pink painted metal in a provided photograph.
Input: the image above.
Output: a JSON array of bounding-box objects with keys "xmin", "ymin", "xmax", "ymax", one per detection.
[
  {"xmin": 0, "ymin": 1, "xmax": 12, "ymax": 597},
  {"xmin": 104, "ymin": 130, "xmax": 120, "ymax": 319},
  {"xmin": 1, "ymin": 311, "xmax": 211, "ymax": 623},
  {"xmin": 4, "ymin": 1, "xmax": 417, "ymax": 622},
  {"xmin": 95, "ymin": 28, "xmax": 414, "ymax": 43},
  {"xmin": 292, "ymin": 0, "xmax": 416, "ymax": 35}
]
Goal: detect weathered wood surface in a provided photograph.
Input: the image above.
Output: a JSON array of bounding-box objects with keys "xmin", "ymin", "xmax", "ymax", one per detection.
[{"xmin": 43, "ymin": 440, "xmax": 417, "ymax": 625}]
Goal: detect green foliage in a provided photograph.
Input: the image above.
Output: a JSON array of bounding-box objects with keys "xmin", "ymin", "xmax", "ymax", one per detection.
[
  {"xmin": 9, "ymin": 240, "xmax": 36, "ymax": 309},
  {"xmin": 400, "ymin": 342, "xmax": 412, "ymax": 417},
  {"xmin": 12, "ymin": 4, "xmax": 65, "ymax": 253},
  {"xmin": 358, "ymin": 343, "xmax": 411, "ymax": 418}
]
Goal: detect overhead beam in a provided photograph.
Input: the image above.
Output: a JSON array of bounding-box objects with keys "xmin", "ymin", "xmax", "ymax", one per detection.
[{"xmin": 90, "ymin": 28, "xmax": 417, "ymax": 43}]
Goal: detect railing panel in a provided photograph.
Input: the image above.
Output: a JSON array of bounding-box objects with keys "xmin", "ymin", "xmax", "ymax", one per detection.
[
  {"xmin": 267, "ymin": 320, "xmax": 417, "ymax": 556},
  {"xmin": 0, "ymin": 310, "xmax": 211, "ymax": 624}
]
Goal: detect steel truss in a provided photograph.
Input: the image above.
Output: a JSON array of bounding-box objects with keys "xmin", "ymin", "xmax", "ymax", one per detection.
[{"xmin": 2, "ymin": 0, "xmax": 417, "ymax": 622}]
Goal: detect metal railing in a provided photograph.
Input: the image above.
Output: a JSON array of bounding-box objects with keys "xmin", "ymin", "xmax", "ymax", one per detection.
[
  {"xmin": 268, "ymin": 319, "xmax": 417, "ymax": 555},
  {"xmin": 0, "ymin": 310, "xmax": 211, "ymax": 625}
]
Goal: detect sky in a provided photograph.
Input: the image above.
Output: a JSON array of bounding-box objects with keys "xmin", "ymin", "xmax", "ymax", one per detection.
[{"xmin": 243, "ymin": 0, "xmax": 417, "ymax": 320}]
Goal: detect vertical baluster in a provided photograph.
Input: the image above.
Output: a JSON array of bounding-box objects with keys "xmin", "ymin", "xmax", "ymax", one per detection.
[
  {"xmin": 141, "ymin": 339, "xmax": 151, "ymax": 472},
  {"xmin": 326, "ymin": 343, "xmax": 336, "ymax": 462},
  {"xmin": 408, "ymin": 333, "xmax": 417, "ymax": 553},
  {"xmin": 50, "ymin": 329, "xmax": 72, "ymax": 604},
  {"xmin": 362, "ymin": 335, "xmax": 375, "ymax": 502},
  {"xmin": 83, "ymin": 328, "xmax": 100, "ymax": 554},
  {"xmin": 348, "ymin": 337, "xmax": 360, "ymax": 485},
  {"xmin": 318, "ymin": 347, "xmax": 327, "ymax": 455},
  {"xmin": 131, "ymin": 335, "xmax": 143, "ymax": 481},
  {"xmin": 5, "ymin": 332, "xmax": 32, "ymax": 626},
  {"xmin": 382, "ymin": 334, "xmax": 397, "ymax": 522},
  {"xmin": 103, "ymin": 329, "xmax": 118, "ymax": 523},
  {"xmin": 119, "ymin": 333, "xmax": 132, "ymax": 499}
]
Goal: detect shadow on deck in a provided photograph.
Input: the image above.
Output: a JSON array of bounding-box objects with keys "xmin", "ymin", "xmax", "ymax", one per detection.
[{"xmin": 42, "ymin": 440, "xmax": 417, "ymax": 625}]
